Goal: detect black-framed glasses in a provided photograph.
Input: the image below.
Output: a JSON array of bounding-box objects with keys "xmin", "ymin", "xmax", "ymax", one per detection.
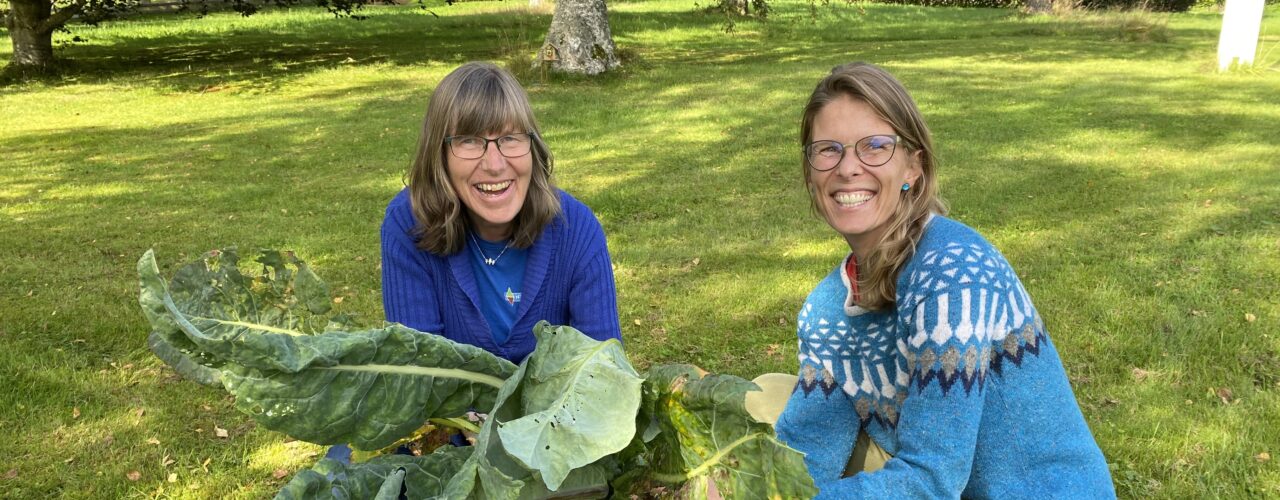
[
  {"xmin": 445, "ymin": 133, "xmax": 535, "ymax": 160},
  {"xmin": 804, "ymin": 135, "xmax": 902, "ymax": 171}
]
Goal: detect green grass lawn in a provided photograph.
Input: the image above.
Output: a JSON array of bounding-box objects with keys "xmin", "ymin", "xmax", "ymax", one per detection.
[{"xmin": 2, "ymin": 0, "xmax": 1278, "ymax": 497}]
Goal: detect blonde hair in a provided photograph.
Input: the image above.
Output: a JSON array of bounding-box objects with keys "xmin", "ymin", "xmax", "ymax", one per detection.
[
  {"xmin": 406, "ymin": 61, "xmax": 561, "ymax": 255},
  {"xmin": 801, "ymin": 62, "xmax": 948, "ymax": 311}
]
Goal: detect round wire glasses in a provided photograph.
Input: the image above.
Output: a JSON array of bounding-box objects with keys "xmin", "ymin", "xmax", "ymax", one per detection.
[{"xmin": 805, "ymin": 134, "xmax": 902, "ymax": 171}]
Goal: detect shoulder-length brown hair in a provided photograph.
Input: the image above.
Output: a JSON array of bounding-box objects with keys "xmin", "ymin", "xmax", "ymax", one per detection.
[
  {"xmin": 406, "ymin": 61, "xmax": 560, "ymax": 255},
  {"xmin": 801, "ymin": 62, "xmax": 948, "ymax": 311}
]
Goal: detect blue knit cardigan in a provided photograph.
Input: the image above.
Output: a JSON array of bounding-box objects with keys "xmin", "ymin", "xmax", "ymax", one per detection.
[
  {"xmin": 380, "ymin": 188, "xmax": 622, "ymax": 363},
  {"xmin": 775, "ymin": 216, "xmax": 1115, "ymax": 499}
]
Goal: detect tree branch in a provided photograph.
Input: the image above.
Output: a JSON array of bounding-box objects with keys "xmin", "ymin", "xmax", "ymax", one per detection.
[{"xmin": 39, "ymin": 0, "xmax": 87, "ymax": 33}]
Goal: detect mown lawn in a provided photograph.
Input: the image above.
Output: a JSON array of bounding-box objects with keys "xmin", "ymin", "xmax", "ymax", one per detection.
[{"xmin": 1, "ymin": 0, "xmax": 1278, "ymax": 497}]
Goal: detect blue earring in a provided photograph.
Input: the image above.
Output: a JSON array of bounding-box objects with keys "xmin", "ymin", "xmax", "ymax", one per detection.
[{"xmin": 901, "ymin": 183, "xmax": 910, "ymax": 191}]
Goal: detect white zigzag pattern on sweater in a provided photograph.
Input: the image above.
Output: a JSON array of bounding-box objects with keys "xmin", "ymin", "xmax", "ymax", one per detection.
[
  {"xmin": 905, "ymin": 242, "xmax": 1035, "ymax": 349},
  {"xmin": 795, "ymin": 240, "xmax": 1044, "ymax": 426}
]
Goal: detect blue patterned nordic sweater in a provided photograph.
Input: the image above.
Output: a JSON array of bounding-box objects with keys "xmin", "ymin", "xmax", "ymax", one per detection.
[{"xmin": 774, "ymin": 216, "xmax": 1115, "ymax": 499}]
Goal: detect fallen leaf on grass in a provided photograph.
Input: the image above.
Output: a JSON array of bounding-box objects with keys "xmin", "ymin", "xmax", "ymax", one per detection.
[
  {"xmin": 147, "ymin": 437, "xmax": 161, "ymax": 445},
  {"xmin": 1257, "ymin": 452, "xmax": 1271, "ymax": 463},
  {"xmin": 126, "ymin": 470, "xmax": 142, "ymax": 481},
  {"xmin": 1216, "ymin": 387, "xmax": 1234, "ymax": 404},
  {"xmin": 1131, "ymin": 368, "xmax": 1151, "ymax": 382},
  {"xmin": 214, "ymin": 426, "xmax": 229, "ymax": 439},
  {"xmin": 272, "ymin": 469, "xmax": 289, "ymax": 480},
  {"xmin": 1245, "ymin": 313, "xmax": 1257, "ymax": 323}
]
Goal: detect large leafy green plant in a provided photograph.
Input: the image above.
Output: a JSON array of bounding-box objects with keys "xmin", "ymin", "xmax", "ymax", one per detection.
[{"xmin": 138, "ymin": 249, "xmax": 817, "ymax": 499}]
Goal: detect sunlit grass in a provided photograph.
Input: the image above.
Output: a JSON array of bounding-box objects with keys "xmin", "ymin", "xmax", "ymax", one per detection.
[{"xmin": 2, "ymin": 0, "xmax": 1279, "ymax": 497}]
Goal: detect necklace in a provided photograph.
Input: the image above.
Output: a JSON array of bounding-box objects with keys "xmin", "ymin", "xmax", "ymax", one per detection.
[{"xmin": 470, "ymin": 232, "xmax": 511, "ymax": 266}]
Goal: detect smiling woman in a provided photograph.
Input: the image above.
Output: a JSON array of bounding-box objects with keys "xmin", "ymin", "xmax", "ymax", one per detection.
[
  {"xmin": 380, "ymin": 61, "xmax": 622, "ymax": 362},
  {"xmin": 774, "ymin": 62, "xmax": 1116, "ymax": 498}
]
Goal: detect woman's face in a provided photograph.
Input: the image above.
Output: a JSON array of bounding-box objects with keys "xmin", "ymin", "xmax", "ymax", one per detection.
[
  {"xmin": 446, "ymin": 127, "xmax": 534, "ymax": 241},
  {"xmin": 808, "ymin": 95, "xmax": 921, "ymax": 257}
]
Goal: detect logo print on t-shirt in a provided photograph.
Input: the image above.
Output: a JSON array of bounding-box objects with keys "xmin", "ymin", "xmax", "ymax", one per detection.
[{"xmin": 505, "ymin": 287, "xmax": 522, "ymax": 306}]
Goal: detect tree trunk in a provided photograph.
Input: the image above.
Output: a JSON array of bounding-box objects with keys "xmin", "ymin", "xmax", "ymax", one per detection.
[
  {"xmin": 6, "ymin": 0, "xmax": 61, "ymax": 69},
  {"xmin": 538, "ymin": 0, "xmax": 619, "ymax": 75},
  {"xmin": 1024, "ymin": 0, "xmax": 1052, "ymax": 13}
]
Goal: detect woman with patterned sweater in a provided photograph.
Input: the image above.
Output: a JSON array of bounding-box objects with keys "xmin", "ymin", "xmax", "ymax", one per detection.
[{"xmin": 772, "ymin": 62, "xmax": 1115, "ymax": 498}]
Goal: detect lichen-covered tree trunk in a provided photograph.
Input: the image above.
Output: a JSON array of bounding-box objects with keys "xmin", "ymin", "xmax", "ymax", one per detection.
[
  {"xmin": 7, "ymin": 0, "xmax": 56, "ymax": 68},
  {"xmin": 538, "ymin": 0, "xmax": 619, "ymax": 75}
]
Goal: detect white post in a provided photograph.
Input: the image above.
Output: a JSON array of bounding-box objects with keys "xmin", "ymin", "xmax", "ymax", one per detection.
[{"xmin": 1217, "ymin": 0, "xmax": 1265, "ymax": 70}]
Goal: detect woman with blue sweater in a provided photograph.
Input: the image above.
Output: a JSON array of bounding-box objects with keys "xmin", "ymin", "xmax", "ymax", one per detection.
[
  {"xmin": 380, "ymin": 61, "xmax": 622, "ymax": 363},
  {"xmin": 772, "ymin": 62, "xmax": 1115, "ymax": 498},
  {"xmin": 330, "ymin": 62, "xmax": 619, "ymax": 463},
  {"xmin": 328, "ymin": 63, "xmax": 621, "ymax": 463}
]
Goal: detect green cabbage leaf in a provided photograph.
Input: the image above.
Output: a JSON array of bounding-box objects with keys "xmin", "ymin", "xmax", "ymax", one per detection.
[
  {"xmin": 137, "ymin": 248, "xmax": 518, "ymax": 450},
  {"xmin": 441, "ymin": 322, "xmax": 638, "ymax": 498},
  {"xmin": 275, "ymin": 447, "xmax": 472, "ymax": 500},
  {"xmin": 616, "ymin": 364, "xmax": 820, "ymax": 499}
]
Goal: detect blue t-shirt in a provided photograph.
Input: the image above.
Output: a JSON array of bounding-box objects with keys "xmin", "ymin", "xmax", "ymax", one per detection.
[{"xmin": 466, "ymin": 235, "xmax": 528, "ymax": 345}]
